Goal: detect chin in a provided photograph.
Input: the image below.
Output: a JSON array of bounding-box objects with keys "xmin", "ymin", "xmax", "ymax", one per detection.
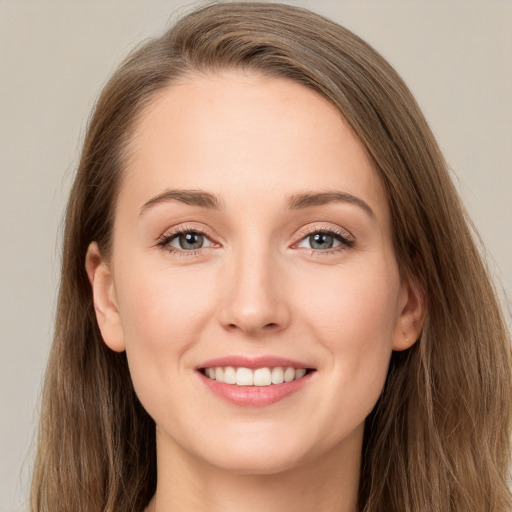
[
  {"xmin": 204, "ymin": 445, "xmax": 311, "ymax": 476},
  {"xmin": 189, "ymin": 424, "xmax": 344, "ymax": 476}
]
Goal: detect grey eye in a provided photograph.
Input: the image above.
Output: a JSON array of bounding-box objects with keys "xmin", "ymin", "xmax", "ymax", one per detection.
[
  {"xmin": 170, "ymin": 232, "xmax": 210, "ymax": 250},
  {"xmin": 308, "ymin": 233, "xmax": 335, "ymax": 250},
  {"xmin": 298, "ymin": 232, "xmax": 344, "ymax": 251}
]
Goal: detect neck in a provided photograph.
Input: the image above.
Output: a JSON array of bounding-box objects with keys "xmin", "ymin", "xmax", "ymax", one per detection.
[{"xmin": 147, "ymin": 425, "xmax": 362, "ymax": 512}]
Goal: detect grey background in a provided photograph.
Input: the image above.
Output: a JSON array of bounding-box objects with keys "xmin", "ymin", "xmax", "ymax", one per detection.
[{"xmin": 1, "ymin": 1, "xmax": 511, "ymax": 510}]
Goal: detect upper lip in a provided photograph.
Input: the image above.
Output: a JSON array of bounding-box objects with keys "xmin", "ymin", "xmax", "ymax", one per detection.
[{"xmin": 196, "ymin": 355, "xmax": 315, "ymax": 370}]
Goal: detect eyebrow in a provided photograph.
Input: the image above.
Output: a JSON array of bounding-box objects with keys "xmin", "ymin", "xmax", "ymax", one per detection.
[
  {"xmin": 140, "ymin": 189, "xmax": 221, "ymax": 215},
  {"xmin": 140, "ymin": 188, "xmax": 374, "ymax": 218},
  {"xmin": 287, "ymin": 191, "xmax": 375, "ymax": 218}
]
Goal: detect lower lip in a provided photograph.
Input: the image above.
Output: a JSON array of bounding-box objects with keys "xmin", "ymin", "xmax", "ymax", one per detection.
[{"xmin": 199, "ymin": 372, "xmax": 314, "ymax": 407}]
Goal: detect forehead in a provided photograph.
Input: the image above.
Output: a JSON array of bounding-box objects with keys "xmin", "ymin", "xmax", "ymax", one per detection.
[{"xmin": 120, "ymin": 71, "xmax": 389, "ymax": 223}]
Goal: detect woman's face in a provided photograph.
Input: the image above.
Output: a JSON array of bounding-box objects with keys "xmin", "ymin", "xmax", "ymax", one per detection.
[{"xmin": 88, "ymin": 71, "xmax": 421, "ymax": 474}]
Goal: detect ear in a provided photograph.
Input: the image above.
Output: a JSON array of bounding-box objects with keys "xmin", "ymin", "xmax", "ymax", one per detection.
[
  {"xmin": 393, "ymin": 274, "xmax": 427, "ymax": 351},
  {"xmin": 85, "ymin": 242, "xmax": 126, "ymax": 352}
]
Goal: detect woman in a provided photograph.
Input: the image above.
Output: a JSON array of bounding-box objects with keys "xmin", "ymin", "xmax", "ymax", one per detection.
[{"xmin": 31, "ymin": 2, "xmax": 512, "ymax": 511}]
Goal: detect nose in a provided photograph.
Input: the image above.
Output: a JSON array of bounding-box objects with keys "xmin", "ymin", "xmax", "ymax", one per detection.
[{"xmin": 218, "ymin": 244, "xmax": 291, "ymax": 336}]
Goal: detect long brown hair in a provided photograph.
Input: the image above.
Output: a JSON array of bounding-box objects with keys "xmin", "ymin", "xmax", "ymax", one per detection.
[{"xmin": 31, "ymin": 3, "xmax": 512, "ymax": 511}]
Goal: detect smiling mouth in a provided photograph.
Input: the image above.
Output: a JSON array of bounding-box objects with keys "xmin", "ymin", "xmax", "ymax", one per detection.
[{"xmin": 200, "ymin": 366, "xmax": 315, "ymax": 386}]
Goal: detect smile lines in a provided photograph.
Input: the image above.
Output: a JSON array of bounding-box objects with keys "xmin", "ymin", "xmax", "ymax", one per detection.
[{"xmin": 201, "ymin": 366, "xmax": 311, "ymax": 386}]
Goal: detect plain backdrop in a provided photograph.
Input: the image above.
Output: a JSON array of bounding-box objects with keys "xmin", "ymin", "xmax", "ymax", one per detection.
[{"xmin": 1, "ymin": 1, "xmax": 511, "ymax": 510}]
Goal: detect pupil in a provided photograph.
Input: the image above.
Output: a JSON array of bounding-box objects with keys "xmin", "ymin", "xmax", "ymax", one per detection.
[
  {"xmin": 179, "ymin": 232, "xmax": 203, "ymax": 250},
  {"xmin": 310, "ymin": 233, "xmax": 333, "ymax": 250}
]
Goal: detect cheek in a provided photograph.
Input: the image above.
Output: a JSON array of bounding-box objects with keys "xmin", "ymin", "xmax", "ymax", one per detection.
[
  {"xmin": 294, "ymin": 256, "xmax": 400, "ymax": 343},
  {"xmin": 112, "ymin": 261, "xmax": 223, "ymax": 435},
  {"xmin": 113, "ymin": 259, "xmax": 217, "ymax": 384},
  {"xmin": 292, "ymin": 257, "xmax": 400, "ymax": 408}
]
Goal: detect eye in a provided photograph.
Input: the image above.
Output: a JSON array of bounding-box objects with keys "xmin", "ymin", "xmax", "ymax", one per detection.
[
  {"xmin": 295, "ymin": 228, "xmax": 354, "ymax": 252},
  {"xmin": 169, "ymin": 231, "xmax": 212, "ymax": 250},
  {"xmin": 158, "ymin": 227, "xmax": 216, "ymax": 254},
  {"xmin": 299, "ymin": 232, "xmax": 339, "ymax": 250}
]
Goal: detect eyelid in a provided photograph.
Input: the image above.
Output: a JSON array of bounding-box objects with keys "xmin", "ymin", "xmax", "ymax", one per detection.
[
  {"xmin": 156, "ymin": 224, "xmax": 221, "ymax": 255},
  {"xmin": 167, "ymin": 231, "xmax": 215, "ymax": 249},
  {"xmin": 159, "ymin": 223, "xmax": 219, "ymax": 242},
  {"xmin": 294, "ymin": 224, "xmax": 354, "ymax": 243},
  {"xmin": 156, "ymin": 222, "xmax": 355, "ymax": 257},
  {"xmin": 291, "ymin": 224, "xmax": 355, "ymax": 253}
]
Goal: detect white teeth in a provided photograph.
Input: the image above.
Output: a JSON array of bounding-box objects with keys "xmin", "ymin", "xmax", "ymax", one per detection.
[
  {"xmin": 236, "ymin": 367, "xmax": 253, "ymax": 386},
  {"xmin": 284, "ymin": 367, "xmax": 296, "ymax": 382},
  {"xmin": 203, "ymin": 366, "xmax": 309, "ymax": 386},
  {"xmin": 223, "ymin": 366, "xmax": 236, "ymax": 384},
  {"xmin": 295, "ymin": 368, "xmax": 306, "ymax": 379},
  {"xmin": 271, "ymin": 367, "xmax": 284, "ymax": 384},
  {"xmin": 253, "ymin": 368, "xmax": 272, "ymax": 386}
]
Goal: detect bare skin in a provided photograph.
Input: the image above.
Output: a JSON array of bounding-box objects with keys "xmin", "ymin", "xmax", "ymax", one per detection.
[
  {"xmin": 146, "ymin": 422, "xmax": 361, "ymax": 512},
  {"xmin": 86, "ymin": 71, "xmax": 425, "ymax": 512}
]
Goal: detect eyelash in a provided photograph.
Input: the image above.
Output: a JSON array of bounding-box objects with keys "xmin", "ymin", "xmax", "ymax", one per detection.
[
  {"xmin": 295, "ymin": 226, "xmax": 355, "ymax": 256},
  {"xmin": 157, "ymin": 225, "xmax": 355, "ymax": 257},
  {"xmin": 157, "ymin": 225, "xmax": 216, "ymax": 257}
]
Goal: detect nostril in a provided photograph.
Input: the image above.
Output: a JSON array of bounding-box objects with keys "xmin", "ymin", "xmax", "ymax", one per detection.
[{"xmin": 225, "ymin": 321, "xmax": 279, "ymax": 332}]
